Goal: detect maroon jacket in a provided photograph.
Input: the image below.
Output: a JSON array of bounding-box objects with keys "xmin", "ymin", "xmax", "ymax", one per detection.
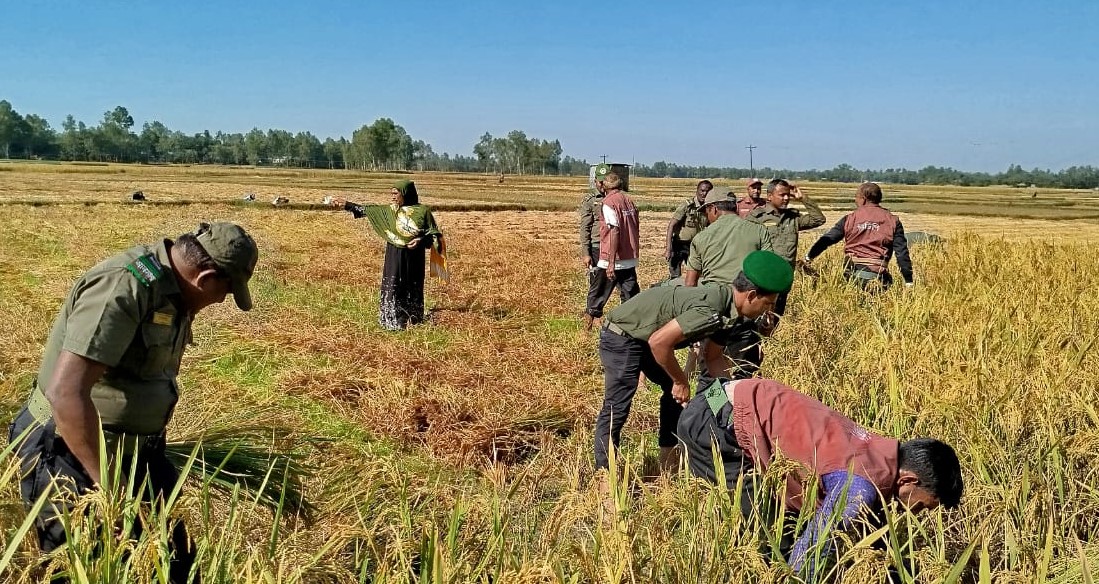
[
  {"xmin": 730, "ymin": 379, "xmax": 899, "ymax": 510},
  {"xmin": 806, "ymin": 203, "xmax": 914, "ymax": 283},
  {"xmin": 598, "ymin": 188, "xmax": 640, "ymax": 265}
]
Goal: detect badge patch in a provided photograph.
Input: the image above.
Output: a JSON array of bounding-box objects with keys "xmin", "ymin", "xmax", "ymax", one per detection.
[
  {"xmin": 125, "ymin": 254, "xmax": 164, "ymax": 287},
  {"xmin": 152, "ymin": 312, "xmax": 174, "ymax": 326}
]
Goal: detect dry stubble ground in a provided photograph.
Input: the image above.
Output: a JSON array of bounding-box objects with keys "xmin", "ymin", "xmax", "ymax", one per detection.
[{"xmin": 1, "ymin": 165, "xmax": 1099, "ymax": 582}]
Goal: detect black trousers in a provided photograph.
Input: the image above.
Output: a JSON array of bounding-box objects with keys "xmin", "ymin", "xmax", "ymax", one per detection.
[
  {"xmin": 380, "ymin": 242, "xmax": 426, "ymax": 330},
  {"xmin": 8, "ymin": 408, "xmax": 198, "ymax": 584},
  {"xmin": 594, "ymin": 328, "xmax": 677, "ymax": 469},
  {"xmin": 667, "ymin": 241, "xmax": 691, "ymax": 279},
  {"xmin": 585, "ymin": 266, "xmax": 640, "ymax": 319},
  {"xmin": 678, "ymin": 391, "xmax": 796, "ymax": 560}
]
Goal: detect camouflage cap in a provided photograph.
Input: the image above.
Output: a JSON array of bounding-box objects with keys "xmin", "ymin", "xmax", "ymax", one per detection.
[
  {"xmin": 741, "ymin": 250, "xmax": 794, "ymax": 294},
  {"xmin": 702, "ymin": 186, "xmax": 735, "ymax": 206},
  {"xmin": 194, "ymin": 222, "xmax": 259, "ymax": 311}
]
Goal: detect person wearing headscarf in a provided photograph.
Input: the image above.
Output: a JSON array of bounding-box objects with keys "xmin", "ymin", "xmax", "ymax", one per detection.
[{"xmin": 331, "ymin": 180, "xmax": 446, "ymax": 330}]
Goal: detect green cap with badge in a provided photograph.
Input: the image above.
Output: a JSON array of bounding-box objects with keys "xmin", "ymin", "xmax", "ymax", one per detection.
[
  {"xmin": 194, "ymin": 222, "xmax": 259, "ymax": 311},
  {"xmin": 741, "ymin": 250, "xmax": 794, "ymax": 293}
]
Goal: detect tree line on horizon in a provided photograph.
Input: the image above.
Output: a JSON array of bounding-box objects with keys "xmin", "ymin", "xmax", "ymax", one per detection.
[{"xmin": 1, "ymin": 99, "xmax": 1097, "ymax": 188}]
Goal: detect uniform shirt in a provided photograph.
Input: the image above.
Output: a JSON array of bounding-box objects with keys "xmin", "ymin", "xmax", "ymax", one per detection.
[
  {"xmin": 685, "ymin": 214, "xmax": 774, "ymax": 285},
  {"xmin": 33, "ymin": 240, "xmax": 192, "ymax": 435},
  {"xmin": 745, "ymin": 198, "xmax": 827, "ymax": 263},
  {"xmin": 728, "ymin": 378, "xmax": 900, "ymax": 511},
  {"xmin": 670, "ymin": 197, "xmax": 709, "ymax": 244},
  {"xmin": 606, "ymin": 284, "xmax": 740, "ymax": 344},
  {"xmin": 577, "ymin": 191, "xmax": 603, "ymax": 251},
  {"xmin": 806, "ymin": 204, "xmax": 914, "ymax": 284}
]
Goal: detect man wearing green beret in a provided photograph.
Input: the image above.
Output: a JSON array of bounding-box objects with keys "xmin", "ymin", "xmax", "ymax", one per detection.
[
  {"xmin": 594, "ymin": 250, "xmax": 793, "ymax": 475},
  {"xmin": 7, "ymin": 222, "xmax": 259, "ymax": 583}
]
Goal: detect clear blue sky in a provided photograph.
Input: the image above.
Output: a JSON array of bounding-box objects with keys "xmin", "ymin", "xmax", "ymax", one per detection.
[{"xmin": 2, "ymin": 0, "xmax": 1096, "ymax": 172}]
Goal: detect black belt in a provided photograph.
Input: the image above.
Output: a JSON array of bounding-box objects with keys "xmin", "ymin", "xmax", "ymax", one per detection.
[{"xmin": 602, "ymin": 321, "xmax": 629, "ymax": 337}]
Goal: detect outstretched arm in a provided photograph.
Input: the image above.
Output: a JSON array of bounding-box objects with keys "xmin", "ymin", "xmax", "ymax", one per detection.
[
  {"xmin": 806, "ymin": 216, "xmax": 847, "ymax": 260},
  {"xmin": 789, "ymin": 472, "xmax": 879, "ymax": 577}
]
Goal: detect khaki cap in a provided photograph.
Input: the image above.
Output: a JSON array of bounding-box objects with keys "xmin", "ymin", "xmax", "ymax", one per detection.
[{"xmin": 194, "ymin": 222, "xmax": 259, "ymax": 311}]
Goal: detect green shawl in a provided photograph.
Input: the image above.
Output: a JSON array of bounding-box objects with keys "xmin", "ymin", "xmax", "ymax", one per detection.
[{"xmin": 357, "ymin": 180, "xmax": 443, "ymax": 250}]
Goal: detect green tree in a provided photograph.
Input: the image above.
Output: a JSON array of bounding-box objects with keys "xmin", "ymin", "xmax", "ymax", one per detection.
[
  {"xmin": 244, "ymin": 128, "xmax": 266, "ymax": 165},
  {"xmin": 0, "ymin": 100, "xmax": 25, "ymax": 158}
]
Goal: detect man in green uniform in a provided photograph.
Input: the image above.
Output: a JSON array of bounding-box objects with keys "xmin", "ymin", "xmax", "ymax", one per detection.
[
  {"xmin": 684, "ymin": 189, "xmax": 774, "ymax": 287},
  {"xmin": 682, "ymin": 188, "xmax": 776, "ymax": 385},
  {"xmin": 7, "ymin": 222, "xmax": 259, "ymax": 584},
  {"xmin": 746, "ymin": 179, "xmax": 826, "ymax": 314},
  {"xmin": 664, "ymin": 180, "xmax": 713, "ymax": 278},
  {"xmin": 594, "ymin": 251, "xmax": 793, "ymax": 474}
]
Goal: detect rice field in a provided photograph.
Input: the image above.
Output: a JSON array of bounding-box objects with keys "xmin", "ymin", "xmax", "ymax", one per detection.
[{"xmin": 1, "ymin": 164, "xmax": 1098, "ymax": 582}]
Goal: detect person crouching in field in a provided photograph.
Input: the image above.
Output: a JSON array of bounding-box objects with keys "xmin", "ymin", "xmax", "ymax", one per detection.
[
  {"xmin": 331, "ymin": 180, "xmax": 447, "ymax": 331},
  {"xmin": 803, "ymin": 182, "xmax": 913, "ymax": 290},
  {"xmin": 594, "ymin": 251, "xmax": 793, "ymax": 476},
  {"xmin": 7, "ymin": 222, "xmax": 259, "ymax": 584},
  {"xmin": 678, "ymin": 377, "xmax": 963, "ymax": 578}
]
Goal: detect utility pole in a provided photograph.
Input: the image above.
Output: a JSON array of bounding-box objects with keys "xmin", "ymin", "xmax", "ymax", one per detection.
[
  {"xmin": 745, "ymin": 145, "xmax": 757, "ymax": 176},
  {"xmin": 601, "ymin": 154, "xmax": 608, "ymax": 164}
]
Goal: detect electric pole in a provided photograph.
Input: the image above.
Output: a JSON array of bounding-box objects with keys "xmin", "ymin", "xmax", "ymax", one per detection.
[
  {"xmin": 601, "ymin": 154, "xmax": 608, "ymax": 164},
  {"xmin": 745, "ymin": 145, "xmax": 757, "ymax": 176}
]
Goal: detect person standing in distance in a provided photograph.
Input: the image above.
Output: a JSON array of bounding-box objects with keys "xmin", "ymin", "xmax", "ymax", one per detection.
[
  {"xmin": 737, "ymin": 178, "xmax": 766, "ymax": 218},
  {"xmin": 665, "ymin": 180, "xmax": 713, "ymax": 279},
  {"xmin": 580, "ymin": 165, "xmax": 609, "ymax": 330},
  {"xmin": 586, "ymin": 171, "xmax": 641, "ymax": 327},
  {"xmin": 746, "ymin": 179, "xmax": 826, "ymax": 315}
]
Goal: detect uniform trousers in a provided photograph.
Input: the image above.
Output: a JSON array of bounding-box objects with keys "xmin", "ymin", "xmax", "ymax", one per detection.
[
  {"xmin": 585, "ymin": 266, "xmax": 640, "ymax": 319},
  {"xmin": 8, "ymin": 407, "xmax": 198, "ymax": 584},
  {"xmin": 594, "ymin": 327, "xmax": 677, "ymax": 470},
  {"xmin": 678, "ymin": 390, "xmax": 796, "ymax": 559}
]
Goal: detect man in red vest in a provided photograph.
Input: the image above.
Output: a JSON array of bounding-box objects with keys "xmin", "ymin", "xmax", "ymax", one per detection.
[
  {"xmin": 678, "ymin": 378, "xmax": 963, "ymax": 576},
  {"xmin": 585, "ymin": 171, "xmax": 641, "ymax": 326},
  {"xmin": 803, "ymin": 182, "xmax": 913, "ymax": 290}
]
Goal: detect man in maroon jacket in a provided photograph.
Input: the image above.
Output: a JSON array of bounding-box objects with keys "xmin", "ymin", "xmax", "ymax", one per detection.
[
  {"xmin": 585, "ymin": 172, "xmax": 641, "ymax": 326},
  {"xmin": 804, "ymin": 182, "xmax": 913, "ymax": 290},
  {"xmin": 678, "ymin": 377, "xmax": 962, "ymax": 576}
]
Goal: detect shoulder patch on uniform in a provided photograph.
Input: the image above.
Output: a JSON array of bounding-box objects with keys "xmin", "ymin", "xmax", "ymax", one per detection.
[{"xmin": 125, "ymin": 254, "xmax": 165, "ymax": 287}]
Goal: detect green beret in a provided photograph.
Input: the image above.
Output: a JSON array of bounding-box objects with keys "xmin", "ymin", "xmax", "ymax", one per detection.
[{"xmin": 741, "ymin": 250, "xmax": 794, "ymax": 293}]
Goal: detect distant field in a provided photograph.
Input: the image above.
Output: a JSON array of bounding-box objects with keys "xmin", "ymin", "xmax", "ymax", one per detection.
[
  {"xmin": 1, "ymin": 163, "xmax": 1098, "ymax": 582},
  {"xmin": 4, "ymin": 161, "xmax": 1099, "ymax": 222}
]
